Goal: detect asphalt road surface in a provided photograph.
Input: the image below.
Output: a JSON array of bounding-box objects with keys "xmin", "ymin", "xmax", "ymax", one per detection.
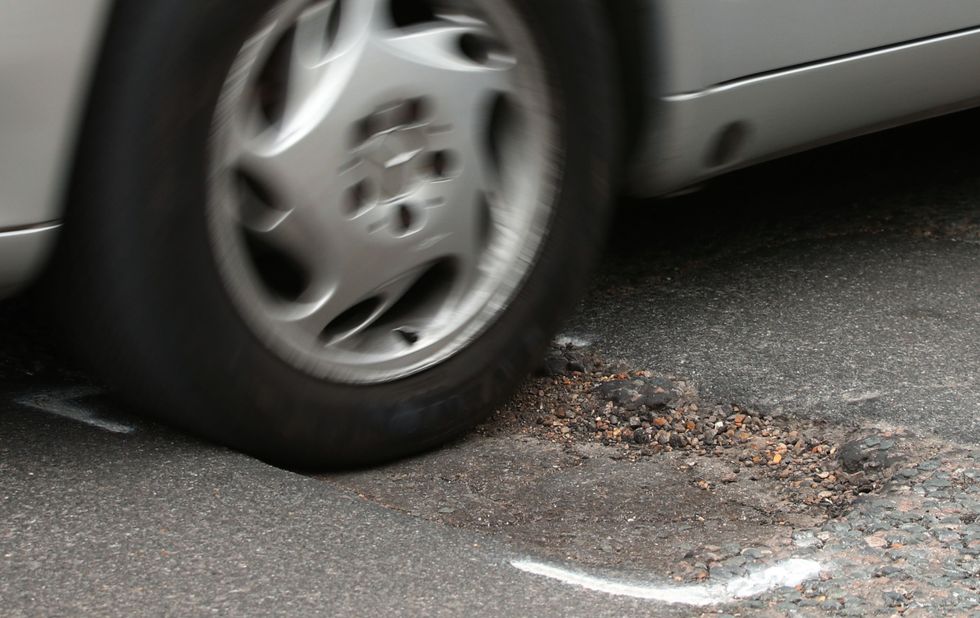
[
  {"xmin": 1, "ymin": 109, "xmax": 978, "ymax": 616},
  {"xmin": 568, "ymin": 112, "xmax": 980, "ymax": 444}
]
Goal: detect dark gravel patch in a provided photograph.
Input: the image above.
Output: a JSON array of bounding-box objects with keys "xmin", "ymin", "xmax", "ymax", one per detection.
[{"xmin": 490, "ymin": 344, "xmax": 913, "ymax": 518}]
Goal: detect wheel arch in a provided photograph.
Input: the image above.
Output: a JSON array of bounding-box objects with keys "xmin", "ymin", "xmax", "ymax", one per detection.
[{"xmin": 599, "ymin": 0, "xmax": 656, "ymax": 175}]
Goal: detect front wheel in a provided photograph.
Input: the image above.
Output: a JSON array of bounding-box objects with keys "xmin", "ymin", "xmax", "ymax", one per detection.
[{"xmin": 62, "ymin": 0, "xmax": 618, "ymax": 467}]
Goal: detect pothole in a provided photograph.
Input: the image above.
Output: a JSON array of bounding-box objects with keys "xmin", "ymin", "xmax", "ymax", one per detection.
[
  {"xmin": 324, "ymin": 342, "xmax": 980, "ymax": 614},
  {"xmin": 326, "ymin": 345, "xmax": 946, "ymax": 578}
]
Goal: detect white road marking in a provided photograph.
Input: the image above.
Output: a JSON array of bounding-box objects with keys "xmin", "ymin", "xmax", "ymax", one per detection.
[
  {"xmin": 511, "ymin": 558, "xmax": 823, "ymax": 606},
  {"xmin": 16, "ymin": 387, "xmax": 136, "ymax": 434}
]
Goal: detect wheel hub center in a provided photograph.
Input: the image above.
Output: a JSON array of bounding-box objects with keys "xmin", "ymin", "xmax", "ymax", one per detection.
[{"xmin": 364, "ymin": 126, "xmax": 430, "ymax": 201}]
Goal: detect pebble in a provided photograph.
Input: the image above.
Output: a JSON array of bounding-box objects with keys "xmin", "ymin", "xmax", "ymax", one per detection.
[
  {"xmin": 793, "ymin": 531, "xmax": 823, "ymax": 548},
  {"xmin": 740, "ymin": 547, "xmax": 772, "ymax": 559},
  {"xmin": 882, "ymin": 591, "xmax": 906, "ymax": 606}
]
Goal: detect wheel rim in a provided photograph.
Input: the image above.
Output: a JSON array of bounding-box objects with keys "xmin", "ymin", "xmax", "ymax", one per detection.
[{"xmin": 207, "ymin": 0, "xmax": 557, "ymax": 383}]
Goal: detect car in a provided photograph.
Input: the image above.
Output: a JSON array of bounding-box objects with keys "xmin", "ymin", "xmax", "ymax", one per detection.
[{"xmin": 3, "ymin": 0, "xmax": 980, "ymax": 467}]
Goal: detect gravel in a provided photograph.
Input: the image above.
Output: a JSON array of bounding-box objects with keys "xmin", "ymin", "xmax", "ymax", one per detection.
[{"xmin": 512, "ymin": 344, "xmax": 907, "ymax": 517}]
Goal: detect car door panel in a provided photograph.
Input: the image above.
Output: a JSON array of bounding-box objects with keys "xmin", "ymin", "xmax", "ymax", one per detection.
[{"xmin": 655, "ymin": 0, "xmax": 980, "ymax": 93}]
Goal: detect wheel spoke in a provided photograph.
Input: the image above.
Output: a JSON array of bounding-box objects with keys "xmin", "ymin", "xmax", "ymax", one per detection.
[
  {"xmin": 420, "ymin": 119, "xmax": 504, "ymax": 276},
  {"xmin": 463, "ymin": 134, "xmax": 501, "ymax": 201},
  {"xmin": 278, "ymin": 2, "xmax": 336, "ymax": 120},
  {"xmin": 287, "ymin": 246, "xmax": 433, "ymax": 343},
  {"xmin": 281, "ymin": 0, "xmax": 393, "ymax": 117},
  {"xmin": 408, "ymin": 192, "xmax": 481, "ymax": 304},
  {"xmin": 380, "ymin": 23, "xmax": 514, "ymax": 109},
  {"xmin": 328, "ymin": 0, "xmax": 390, "ymax": 50},
  {"xmin": 292, "ymin": 1, "xmax": 340, "ymax": 62},
  {"xmin": 252, "ymin": 207, "xmax": 334, "ymax": 286}
]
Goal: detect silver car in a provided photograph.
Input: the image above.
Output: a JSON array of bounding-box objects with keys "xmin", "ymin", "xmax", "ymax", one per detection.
[{"xmin": 3, "ymin": 0, "xmax": 980, "ymax": 466}]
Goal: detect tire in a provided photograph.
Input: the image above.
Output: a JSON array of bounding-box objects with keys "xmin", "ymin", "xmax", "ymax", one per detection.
[{"xmin": 59, "ymin": 0, "xmax": 618, "ymax": 467}]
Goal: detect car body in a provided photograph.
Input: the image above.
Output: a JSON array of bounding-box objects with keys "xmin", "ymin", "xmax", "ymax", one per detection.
[
  {"xmin": 3, "ymin": 0, "xmax": 980, "ymax": 465},
  {"xmin": 4, "ymin": 1, "xmax": 980, "ymax": 296}
]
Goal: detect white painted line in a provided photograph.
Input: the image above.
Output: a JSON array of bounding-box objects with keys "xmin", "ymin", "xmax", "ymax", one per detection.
[
  {"xmin": 17, "ymin": 387, "xmax": 136, "ymax": 434},
  {"xmin": 511, "ymin": 558, "xmax": 823, "ymax": 606}
]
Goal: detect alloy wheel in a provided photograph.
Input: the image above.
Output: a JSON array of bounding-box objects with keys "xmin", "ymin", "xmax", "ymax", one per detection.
[{"xmin": 207, "ymin": 0, "xmax": 557, "ymax": 383}]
